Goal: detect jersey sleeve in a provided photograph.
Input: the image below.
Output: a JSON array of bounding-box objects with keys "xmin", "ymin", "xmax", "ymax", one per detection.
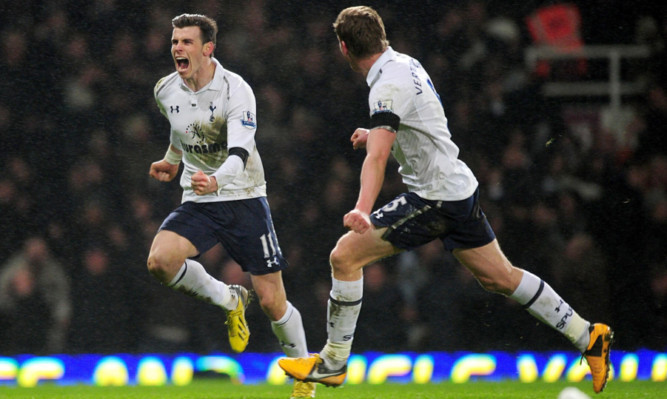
[
  {"xmin": 368, "ymin": 82, "xmax": 404, "ymax": 132},
  {"xmin": 154, "ymin": 77, "xmax": 169, "ymax": 119},
  {"xmin": 211, "ymin": 77, "xmax": 258, "ymax": 187},
  {"xmin": 225, "ymin": 79, "xmax": 258, "ymax": 153}
]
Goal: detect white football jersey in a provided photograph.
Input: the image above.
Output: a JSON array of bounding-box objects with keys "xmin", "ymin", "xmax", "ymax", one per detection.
[
  {"xmin": 366, "ymin": 47, "xmax": 478, "ymax": 201},
  {"xmin": 155, "ymin": 58, "xmax": 266, "ymax": 203}
]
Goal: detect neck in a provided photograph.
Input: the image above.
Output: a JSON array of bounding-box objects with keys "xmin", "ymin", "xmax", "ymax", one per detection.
[
  {"xmin": 357, "ymin": 52, "xmax": 383, "ymax": 78},
  {"xmin": 186, "ymin": 58, "xmax": 215, "ymax": 91}
]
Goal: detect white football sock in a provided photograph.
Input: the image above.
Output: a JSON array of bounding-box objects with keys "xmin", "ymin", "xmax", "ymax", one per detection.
[
  {"xmin": 322, "ymin": 277, "xmax": 363, "ymax": 368},
  {"xmin": 510, "ymin": 270, "xmax": 590, "ymax": 351},
  {"xmin": 169, "ymin": 260, "xmax": 236, "ymax": 310},
  {"xmin": 271, "ymin": 301, "xmax": 308, "ymax": 358}
]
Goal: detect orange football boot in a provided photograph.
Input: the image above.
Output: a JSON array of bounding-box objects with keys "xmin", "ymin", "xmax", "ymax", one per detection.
[
  {"xmin": 279, "ymin": 353, "xmax": 347, "ymax": 387},
  {"xmin": 582, "ymin": 323, "xmax": 614, "ymax": 393}
]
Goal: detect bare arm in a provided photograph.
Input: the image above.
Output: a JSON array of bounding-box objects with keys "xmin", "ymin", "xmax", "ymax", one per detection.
[
  {"xmin": 350, "ymin": 128, "xmax": 370, "ymax": 150},
  {"xmin": 344, "ymin": 127, "xmax": 395, "ymax": 233}
]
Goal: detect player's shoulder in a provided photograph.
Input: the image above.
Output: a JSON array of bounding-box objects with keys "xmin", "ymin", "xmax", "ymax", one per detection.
[
  {"xmin": 381, "ymin": 52, "xmax": 418, "ymax": 82},
  {"xmin": 154, "ymin": 72, "xmax": 180, "ymax": 98},
  {"xmin": 218, "ymin": 67, "xmax": 255, "ymax": 103},
  {"xmin": 221, "ymin": 67, "xmax": 253, "ymax": 93},
  {"xmin": 374, "ymin": 53, "xmax": 425, "ymax": 100}
]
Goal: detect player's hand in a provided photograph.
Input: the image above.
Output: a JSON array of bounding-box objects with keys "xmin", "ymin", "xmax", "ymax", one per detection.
[
  {"xmin": 191, "ymin": 170, "xmax": 218, "ymax": 195},
  {"xmin": 149, "ymin": 160, "xmax": 179, "ymax": 182},
  {"xmin": 343, "ymin": 209, "xmax": 372, "ymax": 234},
  {"xmin": 350, "ymin": 128, "xmax": 370, "ymax": 150}
]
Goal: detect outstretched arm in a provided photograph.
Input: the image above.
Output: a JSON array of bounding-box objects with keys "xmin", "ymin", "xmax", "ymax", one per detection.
[{"xmin": 344, "ymin": 127, "xmax": 395, "ymax": 234}]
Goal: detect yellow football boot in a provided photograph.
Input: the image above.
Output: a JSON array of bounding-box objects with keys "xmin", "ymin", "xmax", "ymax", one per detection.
[
  {"xmin": 225, "ymin": 285, "xmax": 251, "ymax": 353},
  {"xmin": 290, "ymin": 380, "xmax": 316, "ymax": 398}
]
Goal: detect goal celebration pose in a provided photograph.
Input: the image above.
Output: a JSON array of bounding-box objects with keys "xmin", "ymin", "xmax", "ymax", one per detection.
[
  {"xmin": 146, "ymin": 13, "xmax": 315, "ymax": 398},
  {"xmin": 278, "ymin": 6, "xmax": 613, "ymax": 394}
]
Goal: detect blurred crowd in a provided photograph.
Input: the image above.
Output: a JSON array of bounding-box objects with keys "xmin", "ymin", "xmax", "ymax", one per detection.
[{"xmin": 0, "ymin": 0, "xmax": 665, "ymax": 356}]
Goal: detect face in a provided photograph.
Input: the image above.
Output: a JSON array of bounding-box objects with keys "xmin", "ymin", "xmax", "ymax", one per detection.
[{"xmin": 171, "ymin": 26, "xmax": 212, "ymax": 80}]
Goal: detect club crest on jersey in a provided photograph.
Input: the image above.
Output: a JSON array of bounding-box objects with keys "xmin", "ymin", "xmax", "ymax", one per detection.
[
  {"xmin": 241, "ymin": 111, "xmax": 256, "ymax": 129},
  {"xmin": 209, "ymin": 103, "xmax": 217, "ymax": 122},
  {"xmin": 372, "ymin": 100, "xmax": 393, "ymax": 114}
]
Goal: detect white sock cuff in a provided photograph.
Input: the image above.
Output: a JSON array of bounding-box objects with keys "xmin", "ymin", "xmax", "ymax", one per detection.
[
  {"xmin": 331, "ymin": 277, "xmax": 363, "ymax": 301},
  {"xmin": 273, "ymin": 301, "xmax": 295, "ymax": 326},
  {"xmin": 168, "ymin": 262, "xmax": 188, "ymax": 286},
  {"xmin": 322, "ymin": 339, "xmax": 352, "ymax": 366},
  {"xmin": 509, "ymin": 270, "xmax": 542, "ymax": 305},
  {"xmin": 569, "ymin": 316, "xmax": 591, "ymax": 352}
]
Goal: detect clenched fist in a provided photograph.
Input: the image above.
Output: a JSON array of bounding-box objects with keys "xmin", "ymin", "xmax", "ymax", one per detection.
[
  {"xmin": 343, "ymin": 209, "xmax": 372, "ymax": 234},
  {"xmin": 149, "ymin": 160, "xmax": 179, "ymax": 182},
  {"xmin": 191, "ymin": 170, "xmax": 219, "ymax": 195}
]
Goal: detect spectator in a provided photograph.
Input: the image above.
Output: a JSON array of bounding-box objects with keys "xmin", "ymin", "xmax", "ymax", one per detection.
[{"xmin": 0, "ymin": 236, "xmax": 71, "ymax": 354}]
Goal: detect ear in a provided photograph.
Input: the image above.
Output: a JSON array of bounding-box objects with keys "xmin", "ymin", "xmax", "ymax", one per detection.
[
  {"xmin": 204, "ymin": 42, "xmax": 214, "ymax": 57},
  {"xmin": 339, "ymin": 40, "xmax": 349, "ymax": 56}
]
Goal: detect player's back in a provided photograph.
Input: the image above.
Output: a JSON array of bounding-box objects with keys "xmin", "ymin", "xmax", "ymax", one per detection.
[{"xmin": 369, "ymin": 48, "xmax": 477, "ymax": 201}]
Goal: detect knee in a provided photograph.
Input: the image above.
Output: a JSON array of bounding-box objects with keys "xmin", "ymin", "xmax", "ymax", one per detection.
[
  {"xmin": 257, "ymin": 290, "xmax": 286, "ymax": 321},
  {"xmin": 146, "ymin": 251, "xmax": 180, "ymax": 284},
  {"xmin": 329, "ymin": 245, "xmax": 354, "ymax": 274}
]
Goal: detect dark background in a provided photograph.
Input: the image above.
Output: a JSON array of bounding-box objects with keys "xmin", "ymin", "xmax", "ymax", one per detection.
[{"xmin": 0, "ymin": 0, "xmax": 664, "ymax": 355}]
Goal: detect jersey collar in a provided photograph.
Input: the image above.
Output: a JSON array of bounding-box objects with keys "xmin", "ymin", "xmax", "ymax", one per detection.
[
  {"xmin": 366, "ymin": 46, "xmax": 396, "ymax": 87},
  {"xmin": 179, "ymin": 57, "xmax": 226, "ymax": 93}
]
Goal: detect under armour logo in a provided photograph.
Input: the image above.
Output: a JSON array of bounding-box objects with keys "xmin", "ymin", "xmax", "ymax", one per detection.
[
  {"xmin": 555, "ymin": 299, "xmax": 564, "ymax": 313},
  {"xmin": 170, "ymin": 105, "xmax": 180, "ymax": 113},
  {"xmin": 209, "ymin": 103, "xmax": 216, "ymax": 122},
  {"xmin": 280, "ymin": 340, "xmax": 296, "ymax": 349}
]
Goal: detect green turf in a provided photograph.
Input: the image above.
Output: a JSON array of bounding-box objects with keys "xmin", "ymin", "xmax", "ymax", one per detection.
[{"xmin": 0, "ymin": 380, "xmax": 663, "ymax": 399}]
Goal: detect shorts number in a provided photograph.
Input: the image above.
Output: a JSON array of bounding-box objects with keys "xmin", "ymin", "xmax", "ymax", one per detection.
[
  {"xmin": 381, "ymin": 196, "xmax": 408, "ymax": 213},
  {"xmin": 259, "ymin": 233, "xmax": 277, "ymax": 259}
]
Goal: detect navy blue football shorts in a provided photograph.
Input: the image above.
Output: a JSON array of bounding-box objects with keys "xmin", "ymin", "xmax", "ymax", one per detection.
[
  {"xmin": 159, "ymin": 197, "xmax": 287, "ymax": 275},
  {"xmin": 370, "ymin": 188, "xmax": 496, "ymax": 251}
]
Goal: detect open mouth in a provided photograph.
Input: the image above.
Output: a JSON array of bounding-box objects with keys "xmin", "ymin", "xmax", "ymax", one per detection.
[{"xmin": 175, "ymin": 57, "xmax": 189, "ymax": 71}]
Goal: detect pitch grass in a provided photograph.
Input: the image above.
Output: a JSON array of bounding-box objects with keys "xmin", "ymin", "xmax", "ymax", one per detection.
[{"xmin": 0, "ymin": 380, "xmax": 663, "ymax": 399}]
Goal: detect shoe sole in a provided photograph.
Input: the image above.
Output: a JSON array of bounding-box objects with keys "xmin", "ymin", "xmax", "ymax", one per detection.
[
  {"xmin": 303, "ymin": 375, "xmax": 346, "ymax": 387},
  {"xmin": 597, "ymin": 328, "xmax": 614, "ymax": 393}
]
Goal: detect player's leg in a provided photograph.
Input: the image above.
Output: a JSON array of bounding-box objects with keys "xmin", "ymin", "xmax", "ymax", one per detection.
[
  {"xmin": 147, "ymin": 229, "xmax": 239, "ymax": 311},
  {"xmin": 454, "ymin": 240, "xmax": 593, "ymax": 340},
  {"xmin": 322, "ymin": 227, "xmax": 399, "ymax": 366},
  {"xmin": 250, "ymin": 271, "xmax": 315, "ymax": 399},
  {"xmin": 454, "ymin": 240, "xmax": 613, "ymax": 393},
  {"xmin": 279, "ymin": 227, "xmax": 398, "ymax": 386},
  {"xmin": 250, "ymin": 271, "xmax": 309, "ymax": 358},
  {"xmin": 147, "ymin": 203, "xmax": 248, "ymax": 352},
  {"xmin": 227, "ymin": 196, "xmax": 314, "ymax": 398},
  {"xmin": 280, "ymin": 193, "xmax": 443, "ymax": 386}
]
